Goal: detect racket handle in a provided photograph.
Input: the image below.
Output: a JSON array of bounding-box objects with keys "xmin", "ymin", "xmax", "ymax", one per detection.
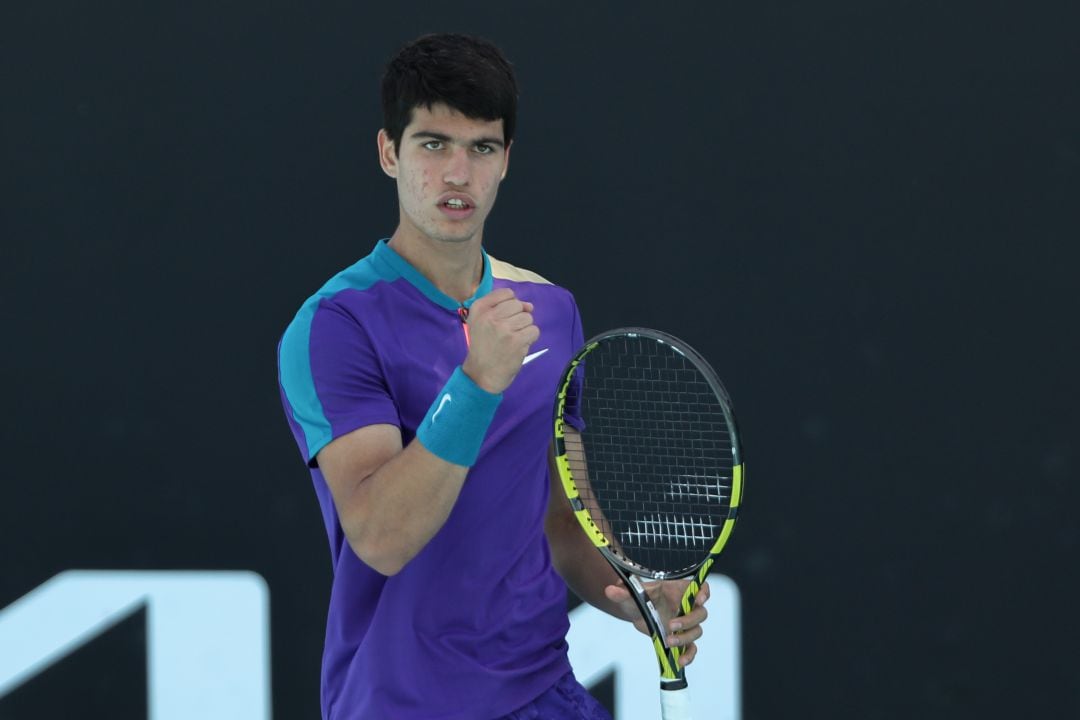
[{"xmin": 660, "ymin": 684, "xmax": 692, "ymax": 720}]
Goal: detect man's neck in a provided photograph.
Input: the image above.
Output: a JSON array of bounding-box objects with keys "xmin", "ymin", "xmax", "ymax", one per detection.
[{"xmin": 387, "ymin": 228, "xmax": 484, "ymax": 304}]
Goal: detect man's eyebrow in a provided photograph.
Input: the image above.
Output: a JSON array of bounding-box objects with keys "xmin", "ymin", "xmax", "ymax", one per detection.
[{"xmin": 409, "ymin": 130, "xmax": 505, "ymax": 148}]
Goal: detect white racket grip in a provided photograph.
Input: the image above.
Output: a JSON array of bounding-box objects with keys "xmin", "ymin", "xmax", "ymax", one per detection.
[{"xmin": 660, "ymin": 685, "xmax": 692, "ymax": 720}]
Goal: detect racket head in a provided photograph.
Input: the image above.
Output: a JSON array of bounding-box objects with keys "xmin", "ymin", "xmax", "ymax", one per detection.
[{"xmin": 553, "ymin": 327, "xmax": 744, "ymax": 581}]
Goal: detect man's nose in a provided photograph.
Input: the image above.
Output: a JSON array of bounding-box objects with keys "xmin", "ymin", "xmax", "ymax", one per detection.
[{"xmin": 442, "ymin": 146, "xmax": 471, "ymax": 186}]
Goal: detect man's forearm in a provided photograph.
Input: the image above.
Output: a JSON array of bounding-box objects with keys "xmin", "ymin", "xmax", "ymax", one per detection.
[
  {"xmin": 324, "ymin": 360, "xmax": 506, "ymax": 576},
  {"xmin": 326, "ymin": 433, "xmax": 470, "ymax": 576},
  {"xmin": 546, "ymin": 507, "xmax": 631, "ymax": 619}
]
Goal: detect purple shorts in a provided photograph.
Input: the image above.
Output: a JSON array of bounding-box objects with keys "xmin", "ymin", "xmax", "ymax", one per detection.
[{"xmin": 496, "ymin": 672, "xmax": 613, "ymax": 720}]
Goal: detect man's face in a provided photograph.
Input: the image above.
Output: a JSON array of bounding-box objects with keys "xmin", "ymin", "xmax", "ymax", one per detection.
[{"xmin": 379, "ymin": 103, "xmax": 510, "ymax": 246}]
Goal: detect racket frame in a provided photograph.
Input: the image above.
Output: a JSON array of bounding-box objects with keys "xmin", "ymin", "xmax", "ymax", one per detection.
[{"xmin": 552, "ymin": 327, "xmax": 745, "ymax": 699}]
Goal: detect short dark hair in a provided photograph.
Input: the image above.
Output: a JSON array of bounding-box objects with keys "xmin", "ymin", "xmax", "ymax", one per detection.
[{"xmin": 381, "ymin": 33, "xmax": 518, "ymax": 154}]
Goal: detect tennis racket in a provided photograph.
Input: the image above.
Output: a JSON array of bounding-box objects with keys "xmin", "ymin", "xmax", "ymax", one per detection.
[{"xmin": 552, "ymin": 328, "xmax": 744, "ymax": 720}]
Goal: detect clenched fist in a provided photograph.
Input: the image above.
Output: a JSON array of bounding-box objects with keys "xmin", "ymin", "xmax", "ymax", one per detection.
[{"xmin": 461, "ymin": 288, "xmax": 540, "ymax": 394}]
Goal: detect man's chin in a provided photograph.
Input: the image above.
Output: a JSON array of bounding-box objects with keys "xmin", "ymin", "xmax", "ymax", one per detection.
[{"xmin": 430, "ymin": 230, "xmax": 479, "ymax": 245}]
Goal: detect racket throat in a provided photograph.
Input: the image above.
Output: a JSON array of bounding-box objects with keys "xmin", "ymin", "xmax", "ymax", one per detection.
[
  {"xmin": 623, "ymin": 574, "xmax": 687, "ymax": 686},
  {"xmin": 628, "ymin": 575, "xmax": 666, "ymax": 640}
]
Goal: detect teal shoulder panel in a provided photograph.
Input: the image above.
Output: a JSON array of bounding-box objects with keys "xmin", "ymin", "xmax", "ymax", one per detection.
[{"xmin": 278, "ymin": 251, "xmax": 393, "ymax": 461}]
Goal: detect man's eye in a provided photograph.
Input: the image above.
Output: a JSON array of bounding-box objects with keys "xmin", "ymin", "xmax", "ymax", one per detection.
[
  {"xmin": 423, "ymin": 141, "xmax": 443, "ymax": 150},
  {"xmin": 474, "ymin": 144, "xmax": 493, "ymax": 154}
]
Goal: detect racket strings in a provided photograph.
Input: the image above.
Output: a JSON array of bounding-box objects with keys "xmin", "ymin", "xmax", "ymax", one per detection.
[{"xmin": 577, "ymin": 336, "xmax": 735, "ymax": 576}]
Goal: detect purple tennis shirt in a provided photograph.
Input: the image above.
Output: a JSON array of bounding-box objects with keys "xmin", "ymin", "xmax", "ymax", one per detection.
[{"xmin": 277, "ymin": 239, "xmax": 585, "ymax": 719}]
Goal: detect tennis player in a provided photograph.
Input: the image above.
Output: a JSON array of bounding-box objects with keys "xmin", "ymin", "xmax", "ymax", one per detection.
[{"xmin": 277, "ymin": 33, "xmax": 711, "ymax": 719}]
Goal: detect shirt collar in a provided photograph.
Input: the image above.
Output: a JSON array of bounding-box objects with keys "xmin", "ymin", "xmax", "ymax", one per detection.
[{"xmin": 373, "ymin": 238, "xmax": 493, "ymax": 312}]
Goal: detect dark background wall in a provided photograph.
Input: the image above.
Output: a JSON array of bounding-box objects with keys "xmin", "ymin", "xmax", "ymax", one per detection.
[{"xmin": 2, "ymin": 1, "xmax": 1078, "ymax": 718}]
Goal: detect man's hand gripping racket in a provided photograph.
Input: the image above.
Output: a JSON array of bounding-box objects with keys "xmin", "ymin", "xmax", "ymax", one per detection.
[{"xmin": 553, "ymin": 328, "xmax": 745, "ymax": 720}]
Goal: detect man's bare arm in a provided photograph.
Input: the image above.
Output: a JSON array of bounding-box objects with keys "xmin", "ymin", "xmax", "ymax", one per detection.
[{"xmin": 317, "ymin": 426, "xmax": 468, "ymax": 575}]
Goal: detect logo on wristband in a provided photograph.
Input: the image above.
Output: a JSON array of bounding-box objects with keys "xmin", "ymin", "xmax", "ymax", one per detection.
[{"xmin": 432, "ymin": 393, "xmax": 452, "ymax": 423}]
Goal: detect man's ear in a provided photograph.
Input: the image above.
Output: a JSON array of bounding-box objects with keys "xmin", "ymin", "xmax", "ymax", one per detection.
[
  {"xmin": 500, "ymin": 140, "xmax": 512, "ymax": 181},
  {"xmin": 377, "ymin": 129, "xmax": 398, "ymax": 178}
]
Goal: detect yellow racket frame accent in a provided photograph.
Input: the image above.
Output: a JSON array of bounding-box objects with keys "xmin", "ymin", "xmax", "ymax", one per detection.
[{"xmin": 553, "ymin": 342, "xmax": 609, "ymax": 548}]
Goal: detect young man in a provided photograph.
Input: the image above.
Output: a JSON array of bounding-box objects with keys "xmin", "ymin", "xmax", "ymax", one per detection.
[{"xmin": 278, "ymin": 33, "xmax": 710, "ymax": 719}]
